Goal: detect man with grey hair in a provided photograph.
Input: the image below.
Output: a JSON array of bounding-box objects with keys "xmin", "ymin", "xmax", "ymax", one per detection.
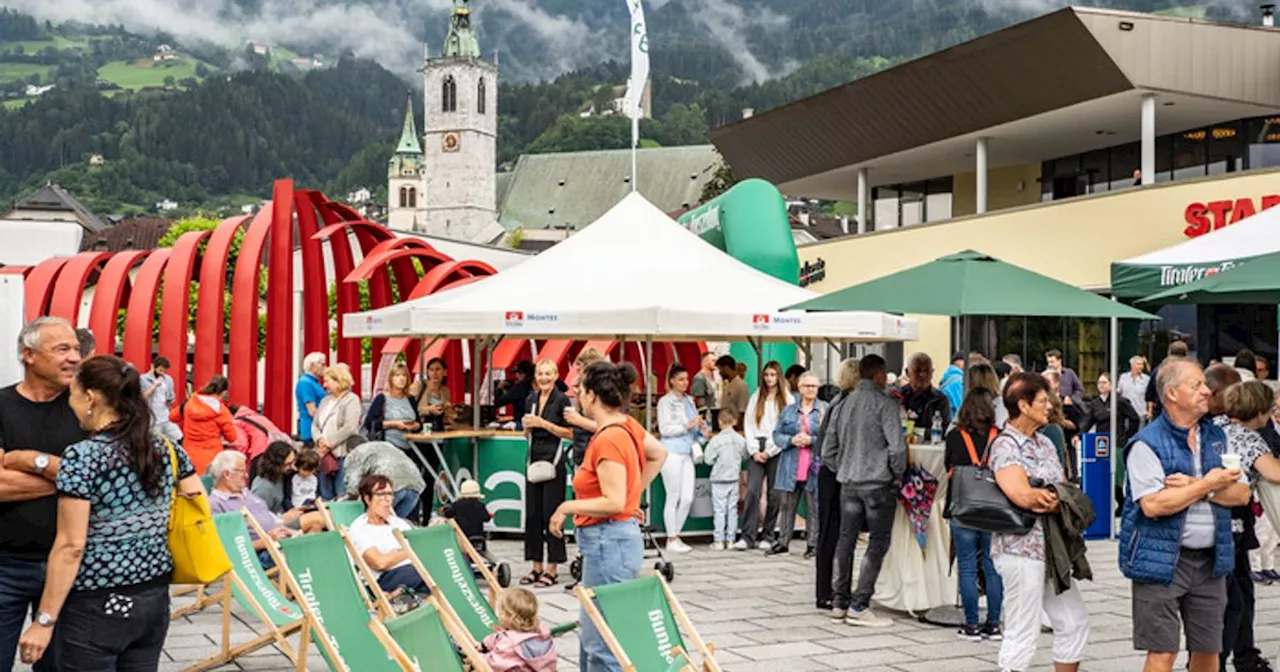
[
  {"xmin": 1002, "ymin": 354, "xmax": 1024, "ymax": 374},
  {"xmin": 0, "ymin": 316, "xmax": 85, "ymax": 671},
  {"xmin": 1117, "ymin": 355, "xmax": 1151, "ymax": 427},
  {"xmin": 207, "ymin": 451, "xmax": 302, "ymax": 569},
  {"xmin": 1122, "ymin": 358, "xmax": 1249, "ymax": 672},
  {"xmin": 894, "ymin": 352, "xmax": 951, "ymax": 436},
  {"xmin": 295, "ymin": 352, "xmax": 327, "ymax": 448}
]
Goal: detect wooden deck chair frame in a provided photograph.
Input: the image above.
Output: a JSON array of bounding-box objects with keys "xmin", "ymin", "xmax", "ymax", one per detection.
[
  {"xmin": 392, "ymin": 520, "xmax": 503, "ymax": 647},
  {"xmin": 573, "ymin": 575, "xmax": 721, "ymax": 672},
  {"xmin": 337, "ymin": 523, "xmax": 396, "ymax": 621},
  {"xmin": 366, "ymin": 594, "xmax": 492, "ymax": 672}
]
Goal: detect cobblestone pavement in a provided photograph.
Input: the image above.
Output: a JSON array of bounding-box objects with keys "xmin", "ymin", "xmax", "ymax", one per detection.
[{"xmin": 23, "ymin": 539, "xmax": 1280, "ymax": 671}]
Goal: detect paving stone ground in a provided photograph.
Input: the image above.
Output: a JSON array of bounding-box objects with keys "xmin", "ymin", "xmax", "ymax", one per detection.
[{"xmin": 26, "ymin": 538, "xmax": 1280, "ymax": 671}]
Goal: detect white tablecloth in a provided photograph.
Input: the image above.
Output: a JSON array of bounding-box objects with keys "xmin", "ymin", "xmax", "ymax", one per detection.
[{"xmin": 873, "ymin": 442, "xmax": 957, "ymax": 614}]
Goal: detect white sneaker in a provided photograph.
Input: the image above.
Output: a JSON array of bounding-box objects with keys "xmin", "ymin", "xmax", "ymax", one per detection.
[
  {"xmin": 844, "ymin": 606, "xmax": 893, "ymax": 628},
  {"xmin": 756, "ymin": 540, "xmax": 770, "ymax": 550},
  {"xmin": 667, "ymin": 539, "xmax": 692, "ymax": 554},
  {"xmin": 731, "ymin": 540, "xmax": 749, "ymax": 551}
]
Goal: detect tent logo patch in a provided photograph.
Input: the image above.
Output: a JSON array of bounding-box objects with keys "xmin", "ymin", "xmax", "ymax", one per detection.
[{"xmin": 504, "ymin": 311, "xmax": 524, "ymax": 327}]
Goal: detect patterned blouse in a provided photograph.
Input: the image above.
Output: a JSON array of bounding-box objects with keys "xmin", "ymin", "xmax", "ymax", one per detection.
[
  {"xmin": 56, "ymin": 434, "xmax": 195, "ymax": 591},
  {"xmin": 1220, "ymin": 418, "xmax": 1270, "ymax": 486},
  {"xmin": 988, "ymin": 424, "xmax": 1065, "ymax": 562}
]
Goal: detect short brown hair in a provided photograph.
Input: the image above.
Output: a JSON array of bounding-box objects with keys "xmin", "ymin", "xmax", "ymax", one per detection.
[
  {"xmin": 357, "ymin": 473, "xmax": 394, "ymax": 508},
  {"xmin": 1226, "ymin": 380, "xmax": 1275, "ymax": 421},
  {"xmin": 718, "ymin": 407, "xmax": 738, "ymax": 428},
  {"xmin": 575, "ymin": 347, "xmax": 605, "ymax": 368},
  {"xmin": 1045, "ymin": 349, "xmax": 1063, "ymax": 360},
  {"xmin": 295, "ymin": 449, "xmax": 320, "ymax": 472},
  {"xmin": 496, "ymin": 587, "xmax": 540, "ymax": 633},
  {"xmin": 1003, "ymin": 372, "xmax": 1050, "ymax": 420},
  {"xmin": 1168, "ymin": 340, "xmax": 1189, "ymax": 358}
]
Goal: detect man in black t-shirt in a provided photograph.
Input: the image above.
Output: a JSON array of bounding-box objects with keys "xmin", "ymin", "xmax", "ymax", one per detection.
[{"xmin": 0, "ymin": 317, "xmax": 86, "ymax": 671}]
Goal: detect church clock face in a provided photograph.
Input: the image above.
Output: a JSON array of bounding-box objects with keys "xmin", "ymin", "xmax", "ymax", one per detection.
[{"xmin": 442, "ymin": 132, "xmax": 462, "ymax": 153}]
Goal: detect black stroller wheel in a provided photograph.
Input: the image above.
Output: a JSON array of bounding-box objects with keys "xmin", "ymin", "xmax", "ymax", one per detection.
[
  {"xmin": 570, "ymin": 557, "xmax": 583, "ymax": 581},
  {"xmin": 659, "ymin": 561, "xmax": 675, "ymax": 583},
  {"xmin": 496, "ymin": 562, "xmax": 511, "ymax": 588}
]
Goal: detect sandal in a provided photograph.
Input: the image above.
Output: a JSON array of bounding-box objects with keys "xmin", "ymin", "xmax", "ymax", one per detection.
[
  {"xmin": 534, "ymin": 573, "xmax": 558, "ymax": 587},
  {"xmin": 519, "ymin": 571, "xmax": 542, "ymax": 586}
]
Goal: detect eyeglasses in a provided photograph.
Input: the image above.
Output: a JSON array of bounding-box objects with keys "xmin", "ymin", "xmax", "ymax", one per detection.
[{"xmin": 371, "ymin": 491, "xmax": 395, "ymax": 499}]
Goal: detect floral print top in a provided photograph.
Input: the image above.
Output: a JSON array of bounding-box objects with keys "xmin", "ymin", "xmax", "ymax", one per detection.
[{"xmin": 988, "ymin": 424, "xmax": 1065, "ymax": 562}]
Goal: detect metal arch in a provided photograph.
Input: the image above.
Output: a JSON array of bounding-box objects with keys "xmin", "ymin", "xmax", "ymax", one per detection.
[
  {"xmin": 412, "ymin": 259, "xmax": 496, "ymax": 296},
  {"xmin": 0, "ymin": 266, "xmax": 31, "ymax": 276},
  {"xmin": 122, "ymin": 249, "xmax": 171, "ymax": 370},
  {"xmin": 379, "ymin": 275, "xmax": 488, "ymax": 378},
  {"xmin": 342, "ymin": 243, "xmax": 450, "ymax": 285},
  {"xmin": 295, "ymin": 190, "xmax": 333, "ymax": 357},
  {"xmin": 160, "ymin": 231, "xmax": 211, "ymax": 402},
  {"xmin": 314, "ymin": 213, "xmax": 364, "ymax": 396},
  {"xmin": 49, "ymin": 251, "xmax": 112, "ymax": 324},
  {"xmin": 264, "ymin": 179, "xmax": 296, "ymax": 427},
  {"xmin": 88, "ymin": 250, "xmax": 149, "ymax": 357},
  {"xmin": 228, "ymin": 206, "xmax": 273, "ymax": 407},
  {"xmin": 672, "ymin": 342, "xmax": 708, "ymax": 370},
  {"xmin": 492, "ymin": 338, "xmax": 534, "ymax": 370},
  {"xmin": 352, "ymin": 226, "xmax": 397, "ymax": 395},
  {"xmin": 193, "ymin": 215, "xmax": 250, "ymax": 389},
  {"xmin": 24, "ymin": 257, "xmax": 71, "ymax": 322}
]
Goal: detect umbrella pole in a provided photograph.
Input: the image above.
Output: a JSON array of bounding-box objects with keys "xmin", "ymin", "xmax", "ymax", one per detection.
[
  {"xmin": 644, "ymin": 335, "xmax": 654, "ymax": 433},
  {"xmin": 1109, "ymin": 310, "xmax": 1119, "ymax": 540}
]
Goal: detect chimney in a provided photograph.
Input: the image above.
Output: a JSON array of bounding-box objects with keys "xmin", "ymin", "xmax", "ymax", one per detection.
[
  {"xmin": 1264, "ymin": 4, "xmax": 1276, "ymax": 27},
  {"xmin": 741, "ymin": 108, "xmax": 754, "ymax": 119}
]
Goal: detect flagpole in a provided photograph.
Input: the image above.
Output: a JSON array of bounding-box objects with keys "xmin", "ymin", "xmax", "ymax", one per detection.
[
  {"xmin": 625, "ymin": 0, "xmax": 647, "ymax": 195},
  {"xmin": 631, "ymin": 116, "xmax": 639, "ymax": 193}
]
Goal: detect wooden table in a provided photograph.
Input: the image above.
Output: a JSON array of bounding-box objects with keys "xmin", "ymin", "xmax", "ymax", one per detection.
[{"xmin": 403, "ymin": 429, "xmax": 526, "ymax": 503}]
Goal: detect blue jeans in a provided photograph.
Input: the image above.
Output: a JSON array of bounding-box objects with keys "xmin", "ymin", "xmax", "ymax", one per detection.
[
  {"xmin": 0, "ymin": 557, "xmax": 57, "ymax": 671},
  {"xmin": 951, "ymin": 519, "xmax": 1003, "ymax": 626},
  {"xmin": 376, "ymin": 565, "xmax": 429, "ymax": 594},
  {"xmin": 318, "ymin": 457, "xmax": 346, "ymax": 500},
  {"xmin": 392, "ymin": 489, "xmax": 420, "ymax": 520},
  {"xmin": 577, "ymin": 520, "xmax": 643, "ymax": 672}
]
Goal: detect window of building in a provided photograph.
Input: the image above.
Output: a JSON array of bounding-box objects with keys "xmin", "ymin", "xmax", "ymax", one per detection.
[
  {"xmin": 873, "ymin": 186, "xmax": 899, "ymax": 230},
  {"xmin": 478, "ymin": 78, "xmax": 486, "ymax": 114},
  {"xmin": 1172, "ymin": 129, "xmax": 1208, "ymax": 181},
  {"xmin": 398, "ymin": 186, "xmax": 407, "ymax": 208},
  {"xmin": 408, "ymin": 187, "xmax": 417, "ymax": 208},
  {"xmin": 900, "ymin": 182, "xmax": 924, "ymax": 227},
  {"xmin": 1107, "ymin": 143, "xmax": 1140, "ymax": 191},
  {"xmin": 925, "ymin": 177, "xmax": 954, "ymax": 223},
  {"xmin": 442, "ymin": 75, "xmax": 457, "ymax": 113},
  {"xmin": 1080, "ymin": 149, "xmax": 1110, "ymax": 194},
  {"xmin": 1208, "ymin": 121, "xmax": 1243, "ymax": 176}
]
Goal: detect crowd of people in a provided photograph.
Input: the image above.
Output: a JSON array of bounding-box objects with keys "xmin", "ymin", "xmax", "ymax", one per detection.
[{"xmin": 5, "ymin": 311, "xmax": 1280, "ymax": 672}]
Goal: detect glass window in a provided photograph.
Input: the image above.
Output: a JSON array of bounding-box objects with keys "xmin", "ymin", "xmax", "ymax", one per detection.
[
  {"xmin": 1155, "ymin": 135, "xmax": 1174, "ymax": 183},
  {"xmin": 874, "ymin": 186, "xmax": 899, "ymax": 231},
  {"xmin": 1109, "ymin": 142, "xmax": 1140, "ymax": 190},
  {"xmin": 1246, "ymin": 116, "xmax": 1280, "ymax": 170},
  {"xmin": 1207, "ymin": 121, "xmax": 1242, "ymax": 176},
  {"xmin": 901, "ymin": 182, "xmax": 924, "ymax": 227},
  {"xmin": 1081, "ymin": 149, "xmax": 1110, "ymax": 194},
  {"xmin": 1172, "ymin": 128, "xmax": 1207, "ymax": 181}
]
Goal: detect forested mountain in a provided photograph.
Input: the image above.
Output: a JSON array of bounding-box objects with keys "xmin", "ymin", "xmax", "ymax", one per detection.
[{"xmin": 0, "ymin": 0, "xmax": 1262, "ymax": 215}]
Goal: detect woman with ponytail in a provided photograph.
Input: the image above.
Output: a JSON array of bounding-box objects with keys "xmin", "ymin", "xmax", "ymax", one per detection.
[
  {"xmin": 548, "ymin": 361, "xmax": 668, "ymax": 672},
  {"xmin": 15, "ymin": 355, "xmax": 203, "ymax": 669}
]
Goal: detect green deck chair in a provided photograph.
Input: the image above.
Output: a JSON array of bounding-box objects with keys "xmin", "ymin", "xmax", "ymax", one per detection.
[
  {"xmin": 324, "ymin": 499, "xmax": 365, "ymax": 529},
  {"xmin": 575, "ymin": 574, "xmax": 720, "ymax": 672},
  {"xmin": 260, "ymin": 527, "xmax": 400, "ymax": 672},
  {"xmin": 395, "ymin": 522, "xmax": 502, "ymax": 645},
  {"xmin": 368, "ymin": 597, "xmax": 491, "ymax": 672}
]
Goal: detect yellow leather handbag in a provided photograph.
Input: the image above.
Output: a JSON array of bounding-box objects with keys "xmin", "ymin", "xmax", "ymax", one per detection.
[{"xmin": 164, "ymin": 438, "xmax": 231, "ymax": 584}]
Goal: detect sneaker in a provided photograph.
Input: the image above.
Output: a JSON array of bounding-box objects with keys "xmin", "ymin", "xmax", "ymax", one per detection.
[
  {"xmin": 957, "ymin": 624, "xmax": 982, "ymax": 642},
  {"xmin": 829, "ymin": 607, "xmax": 848, "ymax": 623},
  {"xmin": 1263, "ymin": 569, "xmax": 1280, "ymax": 582},
  {"xmin": 803, "ymin": 548, "xmax": 816, "ymax": 560},
  {"xmin": 815, "ymin": 599, "xmax": 832, "ymax": 612},
  {"xmin": 980, "ymin": 623, "xmax": 1003, "ymax": 641},
  {"xmin": 731, "ymin": 540, "xmax": 749, "ymax": 551},
  {"xmin": 667, "ymin": 539, "xmax": 692, "ymax": 554},
  {"xmin": 764, "ymin": 543, "xmax": 789, "ymax": 556},
  {"xmin": 1250, "ymin": 571, "xmax": 1273, "ymax": 585},
  {"xmin": 757, "ymin": 540, "xmax": 771, "ymax": 550},
  {"xmin": 844, "ymin": 606, "xmax": 893, "ymax": 628}
]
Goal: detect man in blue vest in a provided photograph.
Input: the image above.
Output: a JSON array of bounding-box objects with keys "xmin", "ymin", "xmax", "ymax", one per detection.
[{"xmin": 1120, "ymin": 358, "xmax": 1250, "ymax": 672}]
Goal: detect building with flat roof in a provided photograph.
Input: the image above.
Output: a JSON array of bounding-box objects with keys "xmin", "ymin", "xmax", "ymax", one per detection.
[{"xmin": 709, "ymin": 7, "xmax": 1280, "ymax": 385}]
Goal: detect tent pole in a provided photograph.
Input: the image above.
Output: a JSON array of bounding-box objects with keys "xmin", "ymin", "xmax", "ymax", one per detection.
[
  {"xmin": 1109, "ymin": 308, "xmax": 1119, "ymax": 541},
  {"xmin": 472, "ymin": 336, "xmax": 483, "ymax": 430},
  {"xmin": 644, "ymin": 335, "xmax": 654, "ymax": 432}
]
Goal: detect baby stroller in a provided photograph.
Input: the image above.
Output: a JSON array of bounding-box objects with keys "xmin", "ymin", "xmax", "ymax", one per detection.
[
  {"xmin": 467, "ymin": 530, "xmax": 512, "ymax": 588},
  {"xmin": 568, "ymin": 496, "xmax": 675, "ymax": 585}
]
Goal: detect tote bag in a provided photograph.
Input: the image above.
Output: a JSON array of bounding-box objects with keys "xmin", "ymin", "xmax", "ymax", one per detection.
[
  {"xmin": 950, "ymin": 429, "xmax": 1037, "ymax": 536},
  {"xmin": 165, "ymin": 438, "xmax": 231, "ymax": 584}
]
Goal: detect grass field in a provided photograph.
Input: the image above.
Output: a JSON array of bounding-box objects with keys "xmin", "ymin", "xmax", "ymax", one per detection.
[
  {"xmin": 1, "ymin": 97, "xmax": 32, "ymax": 110},
  {"xmin": 97, "ymin": 57, "xmax": 207, "ymax": 90},
  {"xmin": 0, "ymin": 35, "xmax": 89, "ymax": 54},
  {"xmin": 0, "ymin": 62, "xmax": 53, "ymax": 83}
]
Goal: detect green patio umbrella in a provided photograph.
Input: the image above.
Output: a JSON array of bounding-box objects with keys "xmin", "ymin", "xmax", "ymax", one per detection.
[
  {"xmin": 784, "ymin": 250, "xmax": 1157, "ymax": 319},
  {"xmin": 1138, "ymin": 252, "xmax": 1280, "ymax": 305}
]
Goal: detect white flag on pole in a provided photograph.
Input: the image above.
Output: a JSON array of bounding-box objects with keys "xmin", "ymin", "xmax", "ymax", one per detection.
[{"xmin": 624, "ymin": 0, "xmax": 649, "ymax": 121}]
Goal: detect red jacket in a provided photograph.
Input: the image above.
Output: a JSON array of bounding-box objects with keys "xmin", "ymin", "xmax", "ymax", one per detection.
[{"xmin": 172, "ymin": 394, "xmax": 237, "ymax": 474}]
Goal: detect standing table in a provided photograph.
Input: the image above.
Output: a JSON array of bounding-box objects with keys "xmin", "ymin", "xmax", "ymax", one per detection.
[{"xmin": 872, "ymin": 442, "xmax": 957, "ymax": 614}]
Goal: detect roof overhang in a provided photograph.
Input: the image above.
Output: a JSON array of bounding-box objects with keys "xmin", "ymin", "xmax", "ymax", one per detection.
[{"xmin": 708, "ymin": 7, "xmax": 1280, "ymax": 198}]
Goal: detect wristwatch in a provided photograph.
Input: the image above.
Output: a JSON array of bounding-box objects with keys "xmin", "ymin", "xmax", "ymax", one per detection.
[
  {"xmin": 35, "ymin": 611, "xmax": 55, "ymax": 627},
  {"xmin": 32, "ymin": 454, "xmax": 49, "ymax": 475}
]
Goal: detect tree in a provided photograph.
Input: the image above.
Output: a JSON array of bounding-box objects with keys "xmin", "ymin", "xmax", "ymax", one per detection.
[
  {"xmin": 163, "ymin": 75, "xmax": 175, "ymax": 88},
  {"xmin": 194, "ymin": 63, "xmax": 209, "ymax": 78},
  {"xmin": 699, "ymin": 153, "xmax": 737, "ymax": 203}
]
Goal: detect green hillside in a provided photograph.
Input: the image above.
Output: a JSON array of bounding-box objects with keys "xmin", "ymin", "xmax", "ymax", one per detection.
[{"xmin": 98, "ymin": 57, "xmax": 209, "ymax": 90}]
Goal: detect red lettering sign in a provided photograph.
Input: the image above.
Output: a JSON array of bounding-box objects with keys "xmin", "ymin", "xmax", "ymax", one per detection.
[{"xmin": 1184, "ymin": 194, "xmax": 1280, "ymax": 238}]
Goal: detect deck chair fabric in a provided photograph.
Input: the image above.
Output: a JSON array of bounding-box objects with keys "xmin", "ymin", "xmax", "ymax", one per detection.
[
  {"xmin": 274, "ymin": 531, "xmax": 400, "ymax": 672},
  {"xmin": 397, "ymin": 524, "xmax": 500, "ymax": 643},
  {"xmin": 369, "ymin": 599, "xmax": 491, "ymax": 672},
  {"xmin": 326, "ymin": 500, "xmax": 365, "ymax": 529},
  {"xmin": 578, "ymin": 575, "xmax": 718, "ymax": 672}
]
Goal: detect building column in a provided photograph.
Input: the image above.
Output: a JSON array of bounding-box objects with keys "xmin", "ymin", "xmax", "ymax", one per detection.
[
  {"xmin": 856, "ymin": 167, "xmax": 869, "ymax": 234},
  {"xmin": 976, "ymin": 137, "xmax": 989, "ymax": 214},
  {"xmin": 1140, "ymin": 93, "xmax": 1156, "ymax": 185}
]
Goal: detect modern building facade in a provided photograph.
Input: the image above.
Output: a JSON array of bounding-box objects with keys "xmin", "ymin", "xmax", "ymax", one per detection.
[{"xmin": 709, "ymin": 7, "xmax": 1280, "ymax": 387}]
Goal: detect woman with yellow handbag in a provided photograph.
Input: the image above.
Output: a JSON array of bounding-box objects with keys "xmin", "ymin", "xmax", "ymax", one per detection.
[{"xmin": 15, "ymin": 355, "xmax": 223, "ymax": 669}]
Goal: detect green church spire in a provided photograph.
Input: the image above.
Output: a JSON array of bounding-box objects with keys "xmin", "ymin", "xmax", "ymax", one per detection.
[
  {"xmin": 443, "ymin": 0, "xmax": 481, "ymax": 59},
  {"xmin": 395, "ymin": 96, "xmax": 422, "ymax": 155}
]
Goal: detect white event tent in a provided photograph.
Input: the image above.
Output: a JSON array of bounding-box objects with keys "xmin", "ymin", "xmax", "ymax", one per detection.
[{"xmin": 344, "ymin": 192, "xmax": 918, "ymax": 343}]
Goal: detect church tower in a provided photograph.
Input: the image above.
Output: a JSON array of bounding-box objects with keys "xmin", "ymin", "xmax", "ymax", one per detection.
[
  {"xmin": 387, "ymin": 96, "xmax": 424, "ymax": 232},
  {"xmin": 421, "ymin": 0, "xmax": 498, "ymax": 240}
]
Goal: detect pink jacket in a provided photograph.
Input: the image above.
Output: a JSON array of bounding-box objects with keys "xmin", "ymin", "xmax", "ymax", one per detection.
[{"xmin": 481, "ymin": 625, "xmax": 556, "ymax": 672}]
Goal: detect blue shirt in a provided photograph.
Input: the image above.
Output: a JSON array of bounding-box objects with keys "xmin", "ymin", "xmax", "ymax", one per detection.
[
  {"xmin": 295, "ymin": 373, "xmax": 326, "ymax": 440},
  {"xmin": 56, "ymin": 434, "xmax": 195, "ymax": 591}
]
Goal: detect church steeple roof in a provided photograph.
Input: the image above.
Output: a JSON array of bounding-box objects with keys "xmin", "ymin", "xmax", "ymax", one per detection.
[
  {"xmin": 395, "ymin": 97, "xmax": 422, "ymax": 155},
  {"xmin": 443, "ymin": 0, "xmax": 481, "ymax": 59}
]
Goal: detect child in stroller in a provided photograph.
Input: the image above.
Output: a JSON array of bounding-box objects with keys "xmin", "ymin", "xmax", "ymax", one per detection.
[{"xmin": 440, "ymin": 479, "xmax": 511, "ymax": 587}]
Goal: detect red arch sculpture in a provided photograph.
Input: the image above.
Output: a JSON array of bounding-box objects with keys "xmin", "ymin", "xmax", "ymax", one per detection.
[
  {"xmin": 48, "ymin": 252, "xmax": 110, "ymax": 323},
  {"xmin": 160, "ymin": 231, "xmax": 209, "ymax": 402},
  {"xmin": 193, "ymin": 215, "xmax": 249, "ymax": 389},
  {"xmin": 295, "ymin": 191, "xmax": 332, "ymax": 358},
  {"xmin": 263, "ymin": 181, "xmax": 295, "ymax": 423},
  {"xmin": 88, "ymin": 250, "xmax": 148, "ymax": 357},
  {"xmin": 122, "ymin": 250, "xmax": 171, "ymax": 371},
  {"xmin": 25, "ymin": 257, "xmax": 70, "ymax": 322}
]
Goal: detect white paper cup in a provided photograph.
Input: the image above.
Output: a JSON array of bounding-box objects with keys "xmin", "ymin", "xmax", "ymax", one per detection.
[{"xmin": 1221, "ymin": 454, "xmax": 1242, "ymax": 471}]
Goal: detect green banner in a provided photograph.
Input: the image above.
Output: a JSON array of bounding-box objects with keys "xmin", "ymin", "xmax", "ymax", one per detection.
[{"xmin": 1111, "ymin": 258, "xmax": 1245, "ymax": 300}]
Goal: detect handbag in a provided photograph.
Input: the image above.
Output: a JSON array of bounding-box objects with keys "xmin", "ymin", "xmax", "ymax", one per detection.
[
  {"xmin": 165, "ymin": 437, "xmax": 232, "ymax": 584},
  {"xmin": 950, "ymin": 428, "xmax": 1038, "ymax": 536},
  {"xmin": 527, "ymin": 443, "xmax": 565, "ymax": 484}
]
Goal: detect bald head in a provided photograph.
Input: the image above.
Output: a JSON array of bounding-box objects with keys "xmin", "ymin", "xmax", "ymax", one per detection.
[{"xmin": 1205, "ymin": 363, "xmax": 1242, "ymax": 416}]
